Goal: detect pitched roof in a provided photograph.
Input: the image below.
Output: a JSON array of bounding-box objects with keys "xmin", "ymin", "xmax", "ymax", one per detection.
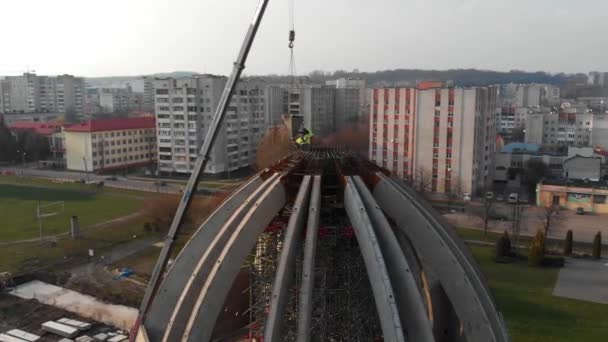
[
  {"xmin": 9, "ymin": 121, "xmax": 62, "ymax": 136},
  {"xmin": 64, "ymin": 117, "xmax": 155, "ymax": 133}
]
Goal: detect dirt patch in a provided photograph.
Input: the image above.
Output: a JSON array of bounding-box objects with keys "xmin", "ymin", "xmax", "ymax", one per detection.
[{"xmin": 64, "ymin": 266, "xmax": 145, "ymax": 308}]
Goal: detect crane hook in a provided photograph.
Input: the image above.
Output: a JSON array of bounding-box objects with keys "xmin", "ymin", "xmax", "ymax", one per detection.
[{"xmin": 289, "ymin": 30, "xmax": 295, "ymax": 49}]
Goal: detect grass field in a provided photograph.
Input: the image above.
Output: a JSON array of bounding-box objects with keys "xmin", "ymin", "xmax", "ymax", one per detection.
[
  {"xmin": 470, "ymin": 245, "xmax": 608, "ymax": 342},
  {"xmin": 0, "ymin": 177, "xmax": 143, "ymax": 242}
]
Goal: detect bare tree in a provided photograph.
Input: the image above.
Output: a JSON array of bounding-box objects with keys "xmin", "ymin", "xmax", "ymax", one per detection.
[
  {"xmin": 481, "ymin": 195, "xmax": 496, "ymax": 237},
  {"xmin": 538, "ymin": 204, "xmax": 561, "ymax": 252},
  {"xmin": 510, "ymin": 202, "xmax": 525, "ymax": 252},
  {"xmin": 413, "ymin": 167, "xmax": 433, "ymax": 196},
  {"xmin": 445, "ymin": 174, "xmax": 463, "ymax": 209}
]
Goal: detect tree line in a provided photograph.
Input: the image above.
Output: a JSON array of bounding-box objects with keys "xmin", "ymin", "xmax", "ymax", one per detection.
[{"xmin": 0, "ymin": 119, "xmax": 51, "ymax": 163}]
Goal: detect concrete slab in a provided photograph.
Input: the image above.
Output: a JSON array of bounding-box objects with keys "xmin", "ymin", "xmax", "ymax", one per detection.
[{"xmin": 553, "ymin": 258, "xmax": 608, "ymax": 304}]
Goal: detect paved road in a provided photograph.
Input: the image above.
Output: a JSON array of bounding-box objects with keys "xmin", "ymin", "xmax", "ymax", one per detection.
[
  {"xmin": 446, "ymin": 202, "xmax": 608, "ymax": 245},
  {"xmin": 553, "ymin": 258, "xmax": 608, "ymax": 304},
  {"xmin": 0, "ymin": 167, "xmax": 224, "ymax": 194}
]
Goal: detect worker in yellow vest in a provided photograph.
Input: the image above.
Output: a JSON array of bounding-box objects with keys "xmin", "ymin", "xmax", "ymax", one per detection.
[{"xmin": 296, "ymin": 128, "xmax": 314, "ymax": 147}]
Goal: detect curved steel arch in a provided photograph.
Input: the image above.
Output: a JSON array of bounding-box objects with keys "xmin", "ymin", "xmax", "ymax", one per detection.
[{"xmin": 372, "ymin": 173, "xmax": 510, "ymax": 342}]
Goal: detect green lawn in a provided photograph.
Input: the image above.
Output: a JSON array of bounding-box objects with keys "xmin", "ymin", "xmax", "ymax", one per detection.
[
  {"xmin": 0, "ymin": 181, "xmax": 142, "ymax": 241},
  {"xmin": 470, "ymin": 245, "xmax": 608, "ymax": 341}
]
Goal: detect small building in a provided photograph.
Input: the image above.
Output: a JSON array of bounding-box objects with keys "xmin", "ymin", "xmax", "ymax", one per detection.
[
  {"xmin": 537, "ymin": 180, "xmax": 608, "ymax": 213},
  {"xmin": 64, "ymin": 117, "xmax": 156, "ymax": 172},
  {"xmin": 563, "ymin": 155, "xmax": 602, "ymax": 181}
]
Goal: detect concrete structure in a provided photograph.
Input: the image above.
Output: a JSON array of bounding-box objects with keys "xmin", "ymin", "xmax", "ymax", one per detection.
[
  {"xmin": 143, "ymin": 77, "xmax": 156, "ymax": 113},
  {"xmin": 64, "ymin": 117, "xmax": 156, "ymax": 172},
  {"xmin": 537, "ymin": 180, "xmax": 608, "ymax": 213},
  {"xmin": 138, "ymin": 152, "xmax": 509, "ymax": 342},
  {"xmin": 0, "ymin": 73, "xmax": 84, "ymax": 114},
  {"xmin": 587, "ymin": 71, "xmax": 608, "ymax": 87},
  {"xmin": 369, "ymin": 85, "xmax": 497, "ymax": 195},
  {"xmin": 592, "ymin": 114, "xmax": 608, "ymax": 148},
  {"xmin": 563, "ymin": 155, "xmax": 602, "ymax": 181},
  {"xmin": 154, "ymin": 75, "xmax": 266, "ymax": 175},
  {"xmin": 496, "ymin": 107, "xmax": 532, "ymax": 141},
  {"xmin": 493, "ymin": 151, "xmax": 564, "ymax": 183}
]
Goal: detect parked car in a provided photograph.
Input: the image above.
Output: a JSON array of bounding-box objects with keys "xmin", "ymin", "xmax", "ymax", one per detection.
[
  {"xmin": 507, "ymin": 193, "xmax": 519, "ymax": 204},
  {"xmin": 496, "ymin": 195, "xmax": 504, "ymax": 202},
  {"xmin": 485, "ymin": 191, "xmax": 494, "ymax": 201},
  {"xmin": 463, "ymin": 193, "xmax": 471, "ymax": 201},
  {"xmin": 105, "ymin": 176, "xmax": 118, "ymax": 181},
  {"xmin": 576, "ymin": 207, "xmax": 585, "ymax": 215}
]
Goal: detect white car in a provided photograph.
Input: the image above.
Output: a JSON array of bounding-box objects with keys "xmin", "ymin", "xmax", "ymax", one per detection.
[
  {"xmin": 507, "ymin": 193, "xmax": 519, "ymax": 204},
  {"xmin": 463, "ymin": 193, "xmax": 471, "ymax": 201}
]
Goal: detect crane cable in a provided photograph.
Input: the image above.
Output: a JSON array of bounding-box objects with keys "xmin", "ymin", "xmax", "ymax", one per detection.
[{"xmin": 288, "ymin": 0, "xmax": 297, "ymax": 99}]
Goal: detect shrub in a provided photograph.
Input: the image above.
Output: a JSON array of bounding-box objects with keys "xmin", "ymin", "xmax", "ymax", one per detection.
[
  {"xmin": 495, "ymin": 230, "xmax": 512, "ymax": 260},
  {"xmin": 542, "ymin": 255, "xmax": 566, "ymax": 268},
  {"xmin": 143, "ymin": 222, "xmax": 152, "ymax": 233},
  {"xmin": 564, "ymin": 230, "xmax": 573, "ymax": 256},
  {"xmin": 592, "ymin": 231, "xmax": 602, "ymax": 260},
  {"xmin": 528, "ymin": 230, "xmax": 545, "ymax": 267}
]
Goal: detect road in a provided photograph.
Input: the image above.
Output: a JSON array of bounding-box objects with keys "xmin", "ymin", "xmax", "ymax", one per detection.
[
  {"xmin": 0, "ymin": 167, "xmax": 224, "ymax": 194},
  {"xmin": 445, "ymin": 201, "xmax": 608, "ymax": 245}
]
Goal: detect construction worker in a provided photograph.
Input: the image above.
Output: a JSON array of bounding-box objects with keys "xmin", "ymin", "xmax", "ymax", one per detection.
[{"xmin": 296, "ymin": 128, "xmax": 314, "ymax": 148}]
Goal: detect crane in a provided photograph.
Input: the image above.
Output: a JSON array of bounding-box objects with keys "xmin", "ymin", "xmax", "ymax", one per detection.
[{"xmin": 130, "ymin": 0, "xmax": 272, "ymax": 340}]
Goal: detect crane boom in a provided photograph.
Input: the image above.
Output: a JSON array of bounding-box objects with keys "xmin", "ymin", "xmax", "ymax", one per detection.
[{"xmin": 131, "ymin": 0, "xmax": 271, "ymax": 338}]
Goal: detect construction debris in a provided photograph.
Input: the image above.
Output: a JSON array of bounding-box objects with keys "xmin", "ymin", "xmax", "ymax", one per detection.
[
  {"xmin": 41, "ymin": 321, "xmax": 79, "ymax": 338},
  {"xmin": 58, "ymin": 318, "xmax": 92, "ymax": 331},
  {"xmin": 3, "ymin": 330, "xmax": 39, "ymax": 342}
]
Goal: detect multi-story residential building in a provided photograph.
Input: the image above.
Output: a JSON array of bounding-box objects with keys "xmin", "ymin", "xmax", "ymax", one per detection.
[
  {"xmin": 154, "ymin": 75, "xmax": 266, "ymax": 175},
  {"xmin": 588, "ymin": 71, "xmax": 608, "ymax": 87},
  {"xmin": 369, "ymin": 83, "xmax": 497, "ymax": 195},
  {"xmin": 143, "ymin": 77, "xmax": 155, "ymax": 113},
  {"xmin": 499, "ymin": 83, "xmax": 560, "ymax": 107},
  {"xmin": 496, "ymin": 107, "xmax": 537, "ymax": 141},
  {"xmin": 0, "ymin": 112, "xmax": 62, "ymax": 125},
  {"xmin": 64, "ymin": 117, "xmax": 156, "ymax": 172},
  {"xmin": 95, "ymin": 85, "xmax": 144, "ymax": 113},
  {"xmin": 0, "ymin": 73, "xmax": 84, "ymax": 114},
  {"xmin": 525, "ymin": 111, "xmax": 593, "ymax": 148}
]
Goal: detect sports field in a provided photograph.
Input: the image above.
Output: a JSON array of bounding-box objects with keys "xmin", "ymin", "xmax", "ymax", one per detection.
[{"xmin": 0, "ymin": 181, "xmax": 142, "ymax": 242}]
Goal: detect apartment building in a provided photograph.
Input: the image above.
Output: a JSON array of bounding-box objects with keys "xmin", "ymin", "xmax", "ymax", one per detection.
[
  {"xmin": 95, "ymin": 85, "xmax": 144, "ymax": 113},
  {"xmin": 143, "ymin": 77, "xmax": 155, "ymax": 113},
  {"xmin": 64, "ymin": 117, "xmax": 156, "ymax": 172},
  {"xmin": 525, "ymin": 111, "xmax": 593, "ymax": 147},
  {"xmin": 369, "ymin": 84, "xmax": 497, "ymax": 195},
  {"xmin": 499, "ymin": 83, "xmax": 560, "ymax": 107},
  {"xmin": 154, "ymin": 75, "xmax": 266, "ymax": 175},
  {"xmin": 266, "ymin": 80, "xmax": 366, "ymax": 135},
  {"xmin": 0, "ymin": 73, "xmax": 84, "ymax": 114}
]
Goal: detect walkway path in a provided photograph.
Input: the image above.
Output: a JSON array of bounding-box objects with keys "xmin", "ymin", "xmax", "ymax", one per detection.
[{"xmin": 553, "ymin": 258, "xmax": 608, "ymax": 304}]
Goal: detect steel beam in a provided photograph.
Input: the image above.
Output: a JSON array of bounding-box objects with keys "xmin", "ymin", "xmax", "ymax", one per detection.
[
  {"xmin": 181, "ymin": 176, "xmax": 287, "ymax": 342},
  {"xmin": 145, "ymin": 176, "xmax": 263, "ymax": 339},
  {"xmin": 162, "ymin": 173, "xmax": 281, "ymax": 342},
  {"xmin": 343, "ymin": 177, "xmax": 406, "ymax": 342},
  {"xmin": 296, "ymin": 176, "xmax": 321, "ymax": 342},
  {"xmin": 352, "ymin": 176, "xmax": 435, "ymax": 342},
  {"xmin": 373, "ymin": 173, "xmax": 509, "ymax": 342},
  {"xmin": 264, "ymin": 176, "xmax": 312, "ymax": 341}
]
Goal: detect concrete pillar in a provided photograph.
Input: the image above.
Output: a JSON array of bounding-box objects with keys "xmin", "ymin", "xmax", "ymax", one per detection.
[{"xmin": 70, "ymin": 216, "xmax": 80, "ymax": 238}]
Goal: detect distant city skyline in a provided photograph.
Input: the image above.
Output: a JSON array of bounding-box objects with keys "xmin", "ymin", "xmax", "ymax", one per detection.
[{"xmin": 2, "ymin": 0, "xmax": 608, "ymax": 77}]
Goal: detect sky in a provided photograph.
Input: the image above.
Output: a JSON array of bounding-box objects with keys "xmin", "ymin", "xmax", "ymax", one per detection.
[{"xmin": 1, "ymin": 0, "xmax": 608, "ymax": 77}]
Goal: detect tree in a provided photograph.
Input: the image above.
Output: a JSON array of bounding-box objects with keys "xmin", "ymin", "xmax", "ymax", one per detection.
[
  {"xmin": 0, "ymin": 118, "xmax": 17, "ymax": 162},
  {"xmin": 255, "ymin": 126, "xmax": 295, "ymax": 171},
  {"xmin": 539, "ymin": 204, "xmax": 561, "ymax": 252},
  {"xmin": 445, "ymin": 174, "xmax": 464, "ymax": 209},
  {"xmin": 510, "ymin": 202, "xmax": 525, "ymax": 253},
  {"xmin": 564, "ymin": 230, "xmax": 573, "ymax": 256},
  {"xmin": 529, "ymin": 230, "xmax": 545, "ymax": 267},
  {"xmin": 495, "ymin": 230, "xmax": 512, "ymax": 260},
  {"xmin": 592, "ymin": 232, "xmax": 602, "ymax": 260},
  {"xmin": 15, "ymin": 130, "xmax": 50, "ymax": 162},
  {"xmin": 523, "ymin": 160, "xmax": 551, "ymax": 194},
  {"xmin": 412, "ymin": 167, "xmax": 433, "ymax": 195},
  {"xmin": 481, "ymin": 191, "xmax": 496, "ymax": 237}
]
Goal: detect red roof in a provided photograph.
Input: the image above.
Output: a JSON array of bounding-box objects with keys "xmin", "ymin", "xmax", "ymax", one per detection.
[
  {"xmin": 9, "ymin": 121, "xmax": 62, "ymax": 136},
  {"xmin": 65, "ymin": 117, "xmax": 156, "ymax": 133}
]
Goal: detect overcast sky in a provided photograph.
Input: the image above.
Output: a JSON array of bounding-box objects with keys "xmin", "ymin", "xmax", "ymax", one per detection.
[{"xmin": 1, "ymin": 0, "xmax": 607, "ymax": 77}]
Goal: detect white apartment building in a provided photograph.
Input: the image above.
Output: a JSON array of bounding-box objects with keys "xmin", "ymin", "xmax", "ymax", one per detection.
[
  {"xmin": 499, "ymin": 83, "xmax": 560, "ymax": 107},
  {"xmin": 64, "ymin": 117, "xmax": 156, "ymax": 172},
  {"xmin": 154, "ymin": 75, "xmax": 266, "ymax": 175},
  {"xmin": 0, "ymin": 73, "xmax": 84, "ymax": 114},
  {"xmin": 369, "ymin": 83, "xmax": 497, "ymax": 195},
  {"xmin": 525, "ymin": 112, "xmax": 593, "ymax": 147}
]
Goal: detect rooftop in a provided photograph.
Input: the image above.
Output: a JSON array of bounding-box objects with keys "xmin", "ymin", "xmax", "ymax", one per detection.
[
  {"xmin": 64, "ymin": 117, "xmax": 155, "ymax": 133},
  {"xmin": 9, "ymin": 121, "xmax": 62, "ymax": 136}
]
